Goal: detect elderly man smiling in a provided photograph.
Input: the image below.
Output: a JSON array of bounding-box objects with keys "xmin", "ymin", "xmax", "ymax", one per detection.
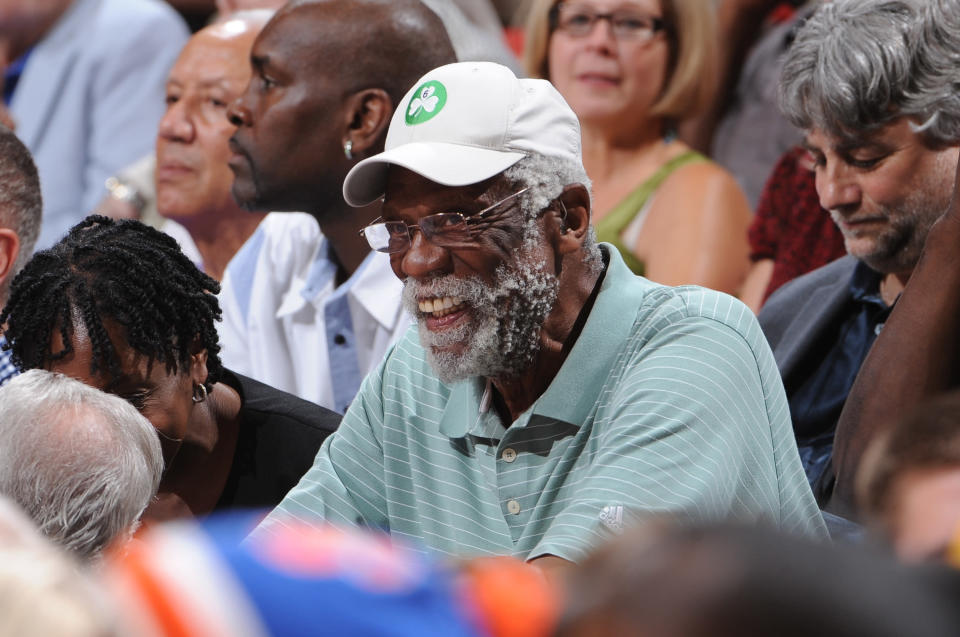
[{"xmin": 254, "ymin": 62, "xmax": 825, "ymax": 571}]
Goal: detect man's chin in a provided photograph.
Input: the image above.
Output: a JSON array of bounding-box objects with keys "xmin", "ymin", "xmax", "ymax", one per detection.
[
  {"xmin": 229, "ymin": 179, "xmax": 260, "ymax": 211},
  {"xmin": 425, "ymin": 349, "xmax": 473, "ymax": 385}
]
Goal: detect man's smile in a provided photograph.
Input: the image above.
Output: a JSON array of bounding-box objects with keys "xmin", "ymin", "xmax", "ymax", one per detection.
[{"xmin": 417, "ymin": 295, "xmax": 465, "ymax": 317}]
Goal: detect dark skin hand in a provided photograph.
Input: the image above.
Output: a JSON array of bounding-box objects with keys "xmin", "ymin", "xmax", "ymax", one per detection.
[{"xmin": 831, "ymin": 154, "xmax": 960, "ymax": 517}]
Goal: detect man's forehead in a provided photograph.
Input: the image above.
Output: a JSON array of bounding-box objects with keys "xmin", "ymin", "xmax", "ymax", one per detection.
[
  {"xmin": 805, "ymin": 119, "xmax": 916, "ymax": 152},
  {"xmin": 805, "ymin": 128, "xmax": 869, "ymax": 151},
  {"xmin": 256, "ymin": 3, "xmax": 337, "ymax": 51},
  {"xmin": 172, "ymin": 38, "xmax": 250, "ymax": 82}
]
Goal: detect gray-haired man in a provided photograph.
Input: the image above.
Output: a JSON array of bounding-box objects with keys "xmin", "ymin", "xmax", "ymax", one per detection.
[
  {"xmin": 0, "ymin": 370, "xmax": 163, "ymax": 561},
  {"xmin": 758, "ymin": 0, "xmax": 960, "ymax": 509}
]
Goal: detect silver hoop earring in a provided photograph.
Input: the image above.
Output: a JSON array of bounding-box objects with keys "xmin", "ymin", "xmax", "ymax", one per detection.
[
  {"xmin": 192, "ymin": 383, "xmax": 208, "ymax": 404},
  {"xmin": 343, "ymin": 140, "xmax": 353, "ymax": 160}
]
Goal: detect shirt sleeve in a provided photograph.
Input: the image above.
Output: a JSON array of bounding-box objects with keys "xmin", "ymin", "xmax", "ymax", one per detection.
[
  {"xmin": 250, "ymin": 357, "xmax": 391, "ymax": 540},
  {"xmin": 530, "ymin": 309, "xmax": 788, "ymax": 562}
]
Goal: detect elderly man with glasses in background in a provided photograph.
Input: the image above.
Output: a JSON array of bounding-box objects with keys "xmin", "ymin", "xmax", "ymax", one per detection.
[{"xmin": 252, "ymin": 61, "xmax": 825, "ymax": 579}]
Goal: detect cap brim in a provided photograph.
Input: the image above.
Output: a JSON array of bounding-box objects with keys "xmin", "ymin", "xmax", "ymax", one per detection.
[{"xmin": 342, "ymin": 142, "xmax": 526, "ymax": 207}]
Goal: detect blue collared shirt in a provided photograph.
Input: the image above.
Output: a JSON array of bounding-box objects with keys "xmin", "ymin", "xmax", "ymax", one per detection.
[{"xmin": 789, "ymin": 261, "xmax": 893, "ymax": 486}]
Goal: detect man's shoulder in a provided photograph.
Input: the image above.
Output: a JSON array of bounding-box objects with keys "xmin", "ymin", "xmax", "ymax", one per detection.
[
  {"xmin": 757, "ymin": 255, "xmax": 860, "ymax": 365},
  {"xmin": 91, "ymin": 0, "xmax": 188, "ymax": 32},
  {"xmin": 66, "ymin": 0, "xmax": 189, "ymax": 60},
  {"xmin": 760, "ymin": 255, "xmax": 858, "ymax": 321},
  {"xmin": 223, "ymin": 213, "xmax": 321, "ymax": 290},
  {"xmin": 633, "ymin": 282, "xmax": 760, "ymax": 341}
]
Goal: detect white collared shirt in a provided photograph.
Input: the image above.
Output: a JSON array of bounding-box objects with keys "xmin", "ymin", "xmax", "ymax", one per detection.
[{"xmin": 218, "ymin": 212, "xmax": 410, "ymax": 413}]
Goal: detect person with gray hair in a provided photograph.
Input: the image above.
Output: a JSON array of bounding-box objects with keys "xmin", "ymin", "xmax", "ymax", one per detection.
[
  {"xmin": 908, "ymin": 0, "xmax": 960, "ymax": 143},
  {"xmin": 0, "ymin": 125, "xmax": 41, "ymax": 387},
  {"xmin": 253, "ymin": 61, "xmax": 826, "ymax": 579},
  {"xmin": 0, "ymin": 369, "xmax": 163, "ymax": 561},
  {"xmin": 827, "ymin": 0, "xmax": 960, "ymax": 517},
  {"xmin": 756, "ymin": 0, "xmax": 960, "ymax": 517}
]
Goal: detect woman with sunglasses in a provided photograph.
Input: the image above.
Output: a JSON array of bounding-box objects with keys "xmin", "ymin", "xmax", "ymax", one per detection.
[
  {"xmin": 0, "ymin": 216, "xmax": 340, "ymax": 522},
  {"xmin": 525, "ymin": 0, "xmax": 752, "ymax": 294}
]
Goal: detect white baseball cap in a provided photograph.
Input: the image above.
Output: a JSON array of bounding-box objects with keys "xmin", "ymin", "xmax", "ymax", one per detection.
[{"xmin": 342, "ymin": 61, "xmax": 583, "ymax": 207}]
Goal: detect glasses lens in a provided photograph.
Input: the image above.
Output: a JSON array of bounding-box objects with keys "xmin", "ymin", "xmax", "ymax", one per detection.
[
  {"xmin": 557, "ymin": 5, "xmax": 594, "ymax": 35},
  {"xmin": 419, "ymin": 212, "xmax": 472, "ymax": 247},
  {"xmin": 364, "ymin": 221, "xmax": 409, "ymax": 253},
  {"xmin": 612, "ymin": 12, "xmax": 657, "ymax": 39}
]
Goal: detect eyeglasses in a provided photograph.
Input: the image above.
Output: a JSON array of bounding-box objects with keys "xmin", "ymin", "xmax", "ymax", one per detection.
[
  {"xmin": 360, "ymin": 188, "xmax": 529, "ymax": 254},
  {"xmin": 550, "ymin": 3, "xmax": 666, "ymax": 42}
]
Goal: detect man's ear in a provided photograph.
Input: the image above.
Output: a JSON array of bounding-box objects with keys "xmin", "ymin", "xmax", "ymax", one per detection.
[
  {"xmin": 553, "ymin": 184, "xmax": 591, "ymax": 255},
  {"xmin": 0, "ymin": 228, "xmax": 20, "ymax": 288},
  {"xmin": 342, "ymin": 88, "xmax": 393, "ymax": 158}
]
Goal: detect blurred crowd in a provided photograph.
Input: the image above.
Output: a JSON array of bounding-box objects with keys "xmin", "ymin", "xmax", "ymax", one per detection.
[{"xmin": 1, "ymin": 0, "xmax": 960, "ymax": 635}]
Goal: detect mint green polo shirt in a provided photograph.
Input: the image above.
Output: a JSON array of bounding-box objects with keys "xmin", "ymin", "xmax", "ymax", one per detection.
[{"xmin": 255, "ymin": 246, "xmax": 827, "ymax": 560}]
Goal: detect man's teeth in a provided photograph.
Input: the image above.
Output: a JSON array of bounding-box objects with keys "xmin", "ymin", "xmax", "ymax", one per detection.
[{"xmin": 419, "ymin": 296, "xmax": 464, "ymax": 317}]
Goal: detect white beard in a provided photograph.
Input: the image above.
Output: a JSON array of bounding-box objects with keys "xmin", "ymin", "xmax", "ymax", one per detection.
[{"xmin": 402, "ymin": 227, "xmax": 559, "ymax": 384}]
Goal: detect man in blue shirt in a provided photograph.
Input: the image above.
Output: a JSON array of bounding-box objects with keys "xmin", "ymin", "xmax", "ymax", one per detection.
[
  {"xmin": 0, "ymin": 126, "xmax": 41, "ymax": 387},
  {"xmin": 758, "ymin": 0, "xmax": 960, "ymax": 506}
]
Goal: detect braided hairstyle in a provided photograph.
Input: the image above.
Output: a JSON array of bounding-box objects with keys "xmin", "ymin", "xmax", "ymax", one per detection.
[{"xmin": 0, "ymin": 216, "xmax": 223, "ymax": 387}]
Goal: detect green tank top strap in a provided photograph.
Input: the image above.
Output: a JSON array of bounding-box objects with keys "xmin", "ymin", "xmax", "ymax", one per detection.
[{"xmin": 595, "ymin": 150, "xmax": 707, "ymax": 276}]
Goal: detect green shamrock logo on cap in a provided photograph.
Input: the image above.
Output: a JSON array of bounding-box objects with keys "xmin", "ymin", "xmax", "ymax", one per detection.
[{"xmin": 405, "ymin": 80, "xmax": 447, "ymax": 125}]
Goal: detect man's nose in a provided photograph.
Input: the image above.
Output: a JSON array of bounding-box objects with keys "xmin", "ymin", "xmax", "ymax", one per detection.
[
  {"xmin": 398, "ymin": 230, "xmax": 453, "ymax": 281},
  {"xmin": 157, "ymin": 100, "xmax": 193, "ymax": 143},
  {"xmin": 227, "ymin": 94, "xmax": 250, "ymax": 127},
  {"xmin": 816, "ymin": 164, "xmax": 861, "ymax": 213}
]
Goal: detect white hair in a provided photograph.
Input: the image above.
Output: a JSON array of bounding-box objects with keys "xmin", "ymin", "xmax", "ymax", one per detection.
[
  {"xmin": 910, "ymin": 0, "xmax": 960, "ymax": 144},
  {"xmin": 779, "ymin": 1, "xmax": 932, "ymax": 143},
  {"xmin": 503, "ymin": 153, "xmax": 603, "ymax": 274},
  {"xmin": 0, "ymin": 370, "xmax": 163, "ymax": 561}
]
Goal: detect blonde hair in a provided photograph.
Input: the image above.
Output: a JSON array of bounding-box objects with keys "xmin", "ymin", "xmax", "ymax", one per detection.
[{"xmin": 523, "ymin": 0, "xmax": 716, "ymax": 121}]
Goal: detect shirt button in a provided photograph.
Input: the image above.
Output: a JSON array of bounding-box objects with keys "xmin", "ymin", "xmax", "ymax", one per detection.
[
  {"xmin": 502, "ymin": 448, "xmax": 517, "ymax": 463},
  {"xmin": 874, "ymin": 323, "xmax": 884, "ymax": 335},
  {"xmin": 506, "ymin": 499, "xmax": 521, "ymax": 515},
  {"xmin": 334, "ymin": 334, "xmax": 346, "ymax": 345}
]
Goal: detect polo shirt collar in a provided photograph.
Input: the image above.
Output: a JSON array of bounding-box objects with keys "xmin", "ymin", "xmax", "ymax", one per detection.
[
  {"xmin": 532, "ymin": 246, "xmax": 644, "ymax": 424},
  {"xmin": 439, "ymin": 245, "xmax": 647, "ymax": 437},
  {"xmin": 439, "ymin": 377, "xmax": 496, "ymax": 438}
]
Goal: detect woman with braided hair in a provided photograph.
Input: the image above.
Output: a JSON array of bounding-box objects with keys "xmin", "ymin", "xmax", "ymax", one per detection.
[{"xmin": 0, "ymin": 216, "xmax": 340, "ymax": 521}]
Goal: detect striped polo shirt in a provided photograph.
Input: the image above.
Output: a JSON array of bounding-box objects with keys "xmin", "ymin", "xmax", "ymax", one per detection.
[{"xmin": 255, "ymin": 246, "xmax": 827, "ymax": 561}]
